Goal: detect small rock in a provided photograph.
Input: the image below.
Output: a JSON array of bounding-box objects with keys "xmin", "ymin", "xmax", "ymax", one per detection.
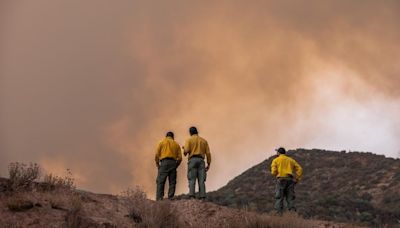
[{"xmin": 7, "ymin": 200, "xmax": 34, "ymax": 212}]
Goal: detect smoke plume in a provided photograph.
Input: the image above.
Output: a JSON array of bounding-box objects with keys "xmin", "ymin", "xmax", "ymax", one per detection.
[{"xmin": 1, "ymin": 0, "xmax": 399, "ymax": 196}]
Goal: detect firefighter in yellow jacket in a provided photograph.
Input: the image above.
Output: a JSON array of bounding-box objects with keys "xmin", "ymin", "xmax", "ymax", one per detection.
[
  {"xmin": 271, "ymin": 147, "xmax": 303, "ymax": 214},
  {"xmin": 155, "ymin": 132, "xmax": 182, "ymax": 201},
  {"xmin": 184, "ymin": 126, "xmax": 211, "ymax": 199}
]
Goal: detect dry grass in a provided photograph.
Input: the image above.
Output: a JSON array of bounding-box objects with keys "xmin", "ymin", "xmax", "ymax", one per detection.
[
  {"xmin": 64, "ymin": 193, "xmax": 83, "ymax": 228},
  {"xmin": 6, "ymin": 194, "xmax": 34, "ymax": 212},
  {"xmin": 173, "ymin": 199, "xmax": 316, "ymax": 228},
  {"xmin": 42, "ymin": 169, "xmax": 75, "ymax": 191},
  {"xmin": 112, "ymin": 191, "xmax": 326, "ymax": 228},
  {"xmin": 5, "ymin": 162, "xmax": 84, "ymax": 227},
  {"xmin": 43, "ymin": 190, "xmax": 69, "ymax": 210},
  {"xmin": 1, "ymin": 161, "xmax": 368, "ymax": 227},
  {"xmin": 227, "ymin": 211, "xmax": 314, "ymax": 228},
  {"xmin": 122, "ymin": 187, "xmax": 180, "ymax": 228},
  {"xmin": 7, "ymin": 162, "xmax": 76, "ymax": 193},
  {"xmin": 8, "ymin": 162, "xmax": 40, "ymax": 191},
  {"xmin": 1, "ymin": 220, "xmax": 25, "ymax": 228}
]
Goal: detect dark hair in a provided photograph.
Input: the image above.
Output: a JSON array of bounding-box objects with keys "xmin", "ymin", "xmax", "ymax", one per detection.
[
  {"xmin": 166, "ymin": 131, "xmax": 174, "ymax": 139},
  {"xmin": 276, "ymin": 147, "xmax": 286, "ymax": 154},
  {"xmin": 189, "ymin": 126, "xmax": 198, "ymax": 136}
]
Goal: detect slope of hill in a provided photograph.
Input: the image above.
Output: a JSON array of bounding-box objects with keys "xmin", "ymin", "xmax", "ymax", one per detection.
[
  {"xmin": 0, "ymin": 176, "xmax": 356, "ymax": 228},
  {"xmin": 207, "ymin": 149, "xmax": 400, "ymax": 226}
]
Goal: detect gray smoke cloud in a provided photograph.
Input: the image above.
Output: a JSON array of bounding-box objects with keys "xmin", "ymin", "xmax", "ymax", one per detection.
[{"xmin": 1, "ymin": 0, "xmax": 399, "ymax": 196}]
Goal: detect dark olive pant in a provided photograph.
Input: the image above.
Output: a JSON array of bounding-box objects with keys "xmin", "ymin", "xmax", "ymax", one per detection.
[
  {"xmin": 156, "ymin": 159, "xmax": 177, "ymax": 201},
  {"xmin": 188, "ymin": 157, "xmax": 206, "ymax": 198},
  {"xmin": 275, "ymin": 178, "xmax": 296, "ymax": 213}
]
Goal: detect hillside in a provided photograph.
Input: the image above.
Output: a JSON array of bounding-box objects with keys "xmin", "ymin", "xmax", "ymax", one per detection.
[
  {"xmin": 207, "ymin": 149, "xmax": 400, "ymax": 226},
  {"xmin": 0, "ymin": 177, "xmax": 352, "ymax": 228}
]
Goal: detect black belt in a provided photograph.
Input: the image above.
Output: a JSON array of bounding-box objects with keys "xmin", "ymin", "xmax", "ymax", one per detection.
[
  {"xmin": 190, "ymin": 155, "xmax": 203, "ymax": 159},
  {"xmin": 161, "ymin": 158, "xmax": 176, "ymax": 161},
  {"xmin": 277, "ymin": 177, "xmax": 292, "ymax": 179},
  {"xmin": 277, "ymin": 176, "xmax": 293, "ymax": 180}
]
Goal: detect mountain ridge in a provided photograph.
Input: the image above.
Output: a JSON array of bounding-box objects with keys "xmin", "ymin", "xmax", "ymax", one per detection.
[{"xmin": 206, "ymin": 149, "xmax": 400, "ymax": 226}]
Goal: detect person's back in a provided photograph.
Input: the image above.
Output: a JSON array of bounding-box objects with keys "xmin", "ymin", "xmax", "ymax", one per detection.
[
  {"xmin": 270, "ymin": 147, "xmax": 303, "ymax": 214},
  {"xmin": 271, "ymin": 154, "xmax": 302, "ymax": 179},
  {"xmin": 157, "ymin": 137, "xmax": 181, "ymax": 160},
  {"xmin": 184, "ymin": 127, "xmax": 211, "ymax": 199},
  {"xmin": 155, "ymin": 132, "xmax": 182, "ymax": 200},
  {"xmin": 185, "ymin": 135, "xmax": 211, "ymax": 162}
]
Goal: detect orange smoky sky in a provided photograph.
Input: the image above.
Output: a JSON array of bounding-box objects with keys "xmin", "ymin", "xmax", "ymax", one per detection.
[{"xmin": 1, "ymin": 1, "xmax": 400, "ymax": 197}]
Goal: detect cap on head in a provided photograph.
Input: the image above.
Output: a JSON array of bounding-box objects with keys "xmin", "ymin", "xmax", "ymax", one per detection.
[
  {"xmin": 166, "ymin": 131, "xmax": 174, "ymax": 139},
  {"xmin": 275, "ymin": 147, "xmax": 286, "ymax": 154},
  {"xmin": 189, "ymin": 126, "xmax": 198, "ymax": 135}
]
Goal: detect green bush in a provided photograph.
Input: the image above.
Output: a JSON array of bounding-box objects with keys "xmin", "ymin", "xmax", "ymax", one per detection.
[
  {"xmin": 361, "ymin": 192, "xmax": 372, "ymax": 201},
  {"xmin": 359, "ymin": 212, "xmax": 374, "ymax": 222},
  {"xmin": 394, "ymin": 171, "xmax": 400, "ymax": 181}
]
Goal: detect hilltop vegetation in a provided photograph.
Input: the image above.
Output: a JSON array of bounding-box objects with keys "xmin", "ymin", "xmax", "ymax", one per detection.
[
  {"xmin": 0, "ymin": 162, "xmax": 348, "ymax": 227},
  {"xmin": 207, "ymin": 149, "xmax": 400, "ymax": 226}
]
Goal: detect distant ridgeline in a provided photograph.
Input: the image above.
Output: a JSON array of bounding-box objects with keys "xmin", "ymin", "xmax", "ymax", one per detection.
[{"xmin": 207, "ymin": 149, "xmax": 400, "ymax": 226}]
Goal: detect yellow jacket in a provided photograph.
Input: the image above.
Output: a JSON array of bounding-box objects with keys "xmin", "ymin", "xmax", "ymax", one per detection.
[
  {"xmin": 271, "ymin": 154, "xmax": 303, "ymax": 181},
  {"xmin": 155, "ymin": 137, "xmax": 182, "ymax": 164},
  {"xmin": 184, "ymin": 134, "xmax": 211, "ymax": 165}
]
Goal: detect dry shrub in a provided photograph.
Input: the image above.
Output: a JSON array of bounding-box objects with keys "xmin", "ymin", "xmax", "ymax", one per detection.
[
  {"xmin": 40, "ymin": 188, "xmax": 83, "ymax": 227},
  {"xmin": 266, "ymin": 212, "xmax": 313, "ymax": 228},
  {"xmin": 42, "ymin": 188, "xmax": 81, "ymax": 212},
  {"xmin": 6, "ymin": 194, "xmax": 34, "ymax": 212},
  {"xmin": 123, "ymin": 187, "xmax": 146, "ymax": 223},
  {"xmin": 0, "ymin": 220, "xmax": 24, "ymax": 228},
  {"xmin": 65, "ymin": 194, "xmax": 83, "ymax": 228},
  {"xmin": 8, "ymin": 162, "xmax": 40, "ymax": 191},
  {"xmin": 229, "ymin": 212, "xmax": 314, "ymax": 228},
  {"xmin": 42, "ymin": 169, "xmax": 75, "ymax": 191},
  {"xmin": 122, "ymin": 187, "xmax": 180, "ymax": 228},
  {"xmin": 45, "ymin": 191, "xmax": 69, "ymax": 210}
]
